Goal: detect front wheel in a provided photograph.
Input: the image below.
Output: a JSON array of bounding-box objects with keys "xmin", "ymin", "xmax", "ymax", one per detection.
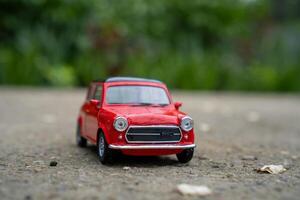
[
  {"xmin": 97, "ymin": 132, "xmax": 113, "ymax": 164},
  {"xmin": 176, "ymin": 148, "xmax": 194, "ymax": 163}
]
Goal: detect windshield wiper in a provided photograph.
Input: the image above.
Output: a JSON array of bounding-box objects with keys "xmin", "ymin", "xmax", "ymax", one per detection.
[
  {"xmin": 154, "ymin": 103, "xmax": 169, "ymax": 107},
  {"xmin": 130, "ymin": 103, "xmax": 152, "ymax": 106},
  {"xmin": 131, "ymin": 103, "xmax": 169, "ymax": 107}
]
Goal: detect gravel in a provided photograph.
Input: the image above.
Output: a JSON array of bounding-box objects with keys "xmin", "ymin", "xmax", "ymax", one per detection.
[{"xmin": 0, "ymin": 88, "xmax": 300, "ymax": 200}]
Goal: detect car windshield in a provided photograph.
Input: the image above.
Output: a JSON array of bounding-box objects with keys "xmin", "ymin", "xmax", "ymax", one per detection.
[{"xmin": 106, "ymin": 85, "xmax": 170, "ymax": 105}]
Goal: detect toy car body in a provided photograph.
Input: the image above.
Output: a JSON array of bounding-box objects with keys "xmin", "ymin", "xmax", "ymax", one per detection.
[{"xmin": 76, "ymin": 77, "xmax": 195, "ymax": 164}]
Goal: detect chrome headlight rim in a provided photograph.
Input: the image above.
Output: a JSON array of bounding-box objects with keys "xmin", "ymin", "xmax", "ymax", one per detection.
[
  {"xmin": 180, "ymin": 116, "xmax": 193, "ymax": 131},
  {"xmin": 113, "ymin": 116, "xmax": 128, "ymax": 132}
]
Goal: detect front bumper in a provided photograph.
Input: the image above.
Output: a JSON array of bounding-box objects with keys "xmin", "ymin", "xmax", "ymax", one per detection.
[{"xmin": 108, "ymin": 143, "xmax": 196, "ymax": 150}]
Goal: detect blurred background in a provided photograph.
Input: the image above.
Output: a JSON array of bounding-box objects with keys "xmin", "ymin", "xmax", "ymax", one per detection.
[{"xmin": 0, "ymin": 0, "xmax": 300, "ymax": 91}]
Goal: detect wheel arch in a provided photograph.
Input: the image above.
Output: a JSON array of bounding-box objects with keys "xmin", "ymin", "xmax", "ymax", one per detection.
[{"xmin": 97, "ymin": 126, "xmax": 111, "ymax": 144}]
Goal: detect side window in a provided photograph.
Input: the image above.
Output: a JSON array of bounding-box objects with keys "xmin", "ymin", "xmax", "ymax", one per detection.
[
  {"xmin": 94, "ymin": 85, "xmax": 103, "ymax": 101},
  {"xmin": 87, "ymin": 85, "xmax": 96, "ymax": 100}
]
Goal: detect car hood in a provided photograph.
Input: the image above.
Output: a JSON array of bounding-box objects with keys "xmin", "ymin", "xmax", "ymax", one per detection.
[{"xmin": 105, "ymin": 106, "xmax": 181, "ymax": 125}]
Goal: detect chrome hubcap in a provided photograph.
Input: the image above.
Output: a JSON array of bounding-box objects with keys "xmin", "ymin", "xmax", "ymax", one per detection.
[{"xmin": 99, "ymin": 137, "xmax": 105, "ymax": 157}]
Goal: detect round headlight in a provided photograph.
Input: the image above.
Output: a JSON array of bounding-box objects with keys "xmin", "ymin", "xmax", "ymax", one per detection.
[
  {"xmin": 113, "ymin": 117, "xmax": 128, "ymax": 132},
  {"xmin": 180, "ymin": 116, "xmax": 193, "ymax": 131}
]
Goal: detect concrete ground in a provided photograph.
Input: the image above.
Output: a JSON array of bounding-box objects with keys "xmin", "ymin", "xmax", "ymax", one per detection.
[{"xmin": 0, "ymin": 88, "xmax": 299, "ymax": 200}]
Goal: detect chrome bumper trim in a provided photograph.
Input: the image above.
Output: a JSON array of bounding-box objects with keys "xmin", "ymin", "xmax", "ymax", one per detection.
[{"xmin": 108, "ymin": 144, "xmax": 196, "ymax": 150}]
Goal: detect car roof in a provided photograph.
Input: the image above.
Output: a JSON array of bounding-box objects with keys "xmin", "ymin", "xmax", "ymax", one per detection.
[{"xmin": 93, "ymin": 77, "xmax": 163, "ymax": 84}]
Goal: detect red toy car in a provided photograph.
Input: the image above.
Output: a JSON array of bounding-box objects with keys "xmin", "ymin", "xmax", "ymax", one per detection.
[{"xmin": 76, "ymin": 77, "xmax": 195, "ymax": 164}]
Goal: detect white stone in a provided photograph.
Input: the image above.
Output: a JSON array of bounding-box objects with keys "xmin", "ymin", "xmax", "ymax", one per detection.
[
  {"xmin": 177, "ymin": 184, "xmax": 212, "ymax": 196},
  {"xmin": 258, "ymin": 165, "xmax": 286, "ymax": 174}
]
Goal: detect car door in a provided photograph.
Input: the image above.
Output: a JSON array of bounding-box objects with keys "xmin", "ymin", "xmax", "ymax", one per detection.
[
  {"xmin": 82, "ymin": 84, "xmax": 95, "ymax": 138},
  {"xmin": 85, "ymin": 83, "xmax": 103, "ymax": 142}
]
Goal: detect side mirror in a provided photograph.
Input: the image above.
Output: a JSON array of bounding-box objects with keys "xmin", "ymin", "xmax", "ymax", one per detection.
[
  {"xmin": 174, "ymin": 102, "xmax": 182, "ymax": 110},
  {"xmin": 90, "ymin": 99, "xmax": 100, "ymax": 108}
]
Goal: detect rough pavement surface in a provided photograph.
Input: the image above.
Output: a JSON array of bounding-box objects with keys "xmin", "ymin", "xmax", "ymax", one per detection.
[{"xmin": 0, "ymin": 88, "xmax": 299, "ymax": 200}]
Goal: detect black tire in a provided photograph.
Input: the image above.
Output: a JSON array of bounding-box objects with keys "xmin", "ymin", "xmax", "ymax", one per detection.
[
  {"xmin": 76, "ymin": 123, "xmax": 87, "ymax": 147},
  {"xmin": 176, "ymin": 148, "xmax": 194, "ymax": 163},
  {"xmin": 97, "ymin": 132, "xmax": 113, "ymax": 164}
]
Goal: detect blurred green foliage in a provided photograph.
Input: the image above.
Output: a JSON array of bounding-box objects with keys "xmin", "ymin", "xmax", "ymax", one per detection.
[{"xmin": 0, "ymin": 0, "xmax": 300, "ymax": 91}]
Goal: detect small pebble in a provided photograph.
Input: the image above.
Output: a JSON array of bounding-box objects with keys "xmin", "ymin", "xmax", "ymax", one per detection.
[
  {"xmin": 211, "ymin": 165, "xmax": 219, "ymax": 168},
  {"xmin": 210, "ymin": 161, "xmax": 226, "ymax": 169},
  {"xmin": 241, "ymin": 155, "xmax": 257, "ymax": 161},
  {"xmin": 177, "ymin": 184, "xmax": 212, "ymax": 196},
  {"xmin": 49, "ymin": 161, "xmax": 58, "ymax": 167},
  {"xmin": 33, "ymin": 168, "xmax": 42, "ymax": 173},
  {"xmin": 123, "ymin": 166, "xmax": 130, "ymax": 170},
  {"xmin": 198, "ymin": 156, "xmax": 209, "ymax": 160},
  {"xmin": 257, "ymin": 165, "xmax": 286, "ymax": 174},
  {"xmin": 226, "ymin": 174, "xmax": 233, "ymax": 178},
  {"xmin": 33, "ymin": 160, "xmax": 44, "ymax": 165}
]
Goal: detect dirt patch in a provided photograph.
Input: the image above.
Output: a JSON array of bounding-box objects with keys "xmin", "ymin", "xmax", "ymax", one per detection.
[{"xmin": 0, "ymin": 88, "xmax": 299, "ymax": 200}]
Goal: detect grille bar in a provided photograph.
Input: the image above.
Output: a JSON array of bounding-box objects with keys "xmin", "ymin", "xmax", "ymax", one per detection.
[{"xmin": 125, "ymin": 125, "xmax": 182, "ymax": 143}]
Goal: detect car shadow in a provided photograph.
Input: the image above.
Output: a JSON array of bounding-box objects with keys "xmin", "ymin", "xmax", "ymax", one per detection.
[{"xmin": 82, "ymin": 144, "xmax": 181, "ymax": 167}]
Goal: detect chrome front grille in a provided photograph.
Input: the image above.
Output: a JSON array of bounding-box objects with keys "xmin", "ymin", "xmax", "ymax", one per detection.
[{"xmin": 125, "ymin": 126, "xmax": 182, "ymax": 143}]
